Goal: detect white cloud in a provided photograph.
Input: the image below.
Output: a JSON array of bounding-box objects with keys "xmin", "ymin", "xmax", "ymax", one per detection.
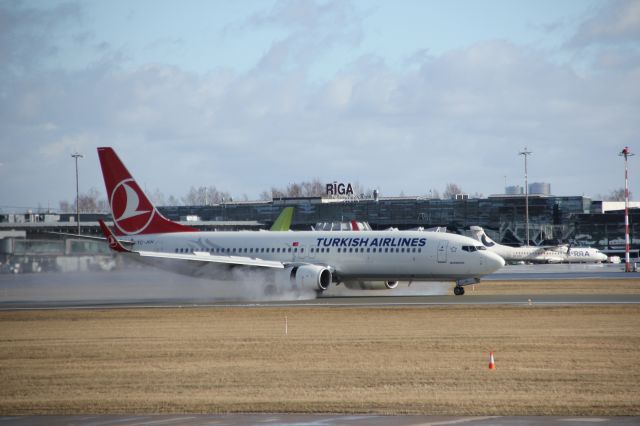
[
  {"xmin": 243, "ymin": 0, "xmax": 363, "ymax": 74},
  {"xmin": 1, "ymin": 1, "xmax": 639, "ymax": 210},
  {"xmin": 0, "ymin": 2, "xmax": 83, "ymax": 75},
  {"xmin": 39, "ymin": 133, "xmax": 96, "ymax": 160},
  {"xmin": 571, "ymin": 0, "xmax": 640, "ymax": 46}
]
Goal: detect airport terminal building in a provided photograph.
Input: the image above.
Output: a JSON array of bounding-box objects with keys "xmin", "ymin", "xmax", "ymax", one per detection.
[
  {"xmin": 1, "ymin": 186, "xmax": 639, "ymax": 272},
  {"xmin": 157, "ymin": 194, "xmax": 637, "ymax": 252}
]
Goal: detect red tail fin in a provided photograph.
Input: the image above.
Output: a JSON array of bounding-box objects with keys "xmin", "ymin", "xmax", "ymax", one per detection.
[
  {"xmin": 98, "ymin": 220, "xmax": 131, "ymax": 252},
  {"xmin": 97, "ymin": 147, "xmax": 196, "ymax": 236}
]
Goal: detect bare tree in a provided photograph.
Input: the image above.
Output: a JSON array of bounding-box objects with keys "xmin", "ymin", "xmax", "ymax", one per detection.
[
  {"xmin": 58, "ymin": 200, "xmax": 71, "ymax": 213},
  {"xmin": 301, "ymin": 179, "xmax": 326, "ymax": 197},
  {"xmin": 442, "ymin": 183, "xmax": 463, "ymax": 199},
  {"xmin": 265, "ymin": 187, "xmax": 287, "ymax": 200},
  {"xmin": 259, "ymin": 190, "xmax": 272, "ymax": 201},
  {"xmin": 60, "ymin": 187, "xmax": 108, "ymax": 213},
  {"xmin": 182, "ymin": 186, "xmax": 232, "ymax": 205},
  {"xmin": 149, "ymin": 188, "xmax": 166, "ymax": 206},
  {"xmin": 601, "ymin": 188, "xmax": 630, "ymax": 201},
  {"xmin": 261, "ymin": 179, "xmax": 327, "ymax": 200},
  {"xmin": 351, "ymin": 182, "xmax": 374, "ymax": 198},
  {"xmin": 288, "ymin": 182, "xmax": 303, "ymax": 198},
  {"xmin": 77, "ymin": 187, "xmax": 108, "ymax": 212}
]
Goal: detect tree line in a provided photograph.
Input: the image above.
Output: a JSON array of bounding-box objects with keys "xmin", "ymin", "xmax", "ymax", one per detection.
[{"xmin": 56, "ymin": 183, "xmax": 629, "ymax": 213}]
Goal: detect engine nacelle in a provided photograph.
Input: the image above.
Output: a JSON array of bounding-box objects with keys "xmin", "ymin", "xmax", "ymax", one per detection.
[
  {"xmin": 385, "ymin": 280, "xmax": 399, "ymax": 289},
  {"xmin": 291, "ymin": 265, "xmax": 332, "ymax": 291},
  {"xmin": 343, "ymin": 280, "xmax": 400, "ymax": 290}
]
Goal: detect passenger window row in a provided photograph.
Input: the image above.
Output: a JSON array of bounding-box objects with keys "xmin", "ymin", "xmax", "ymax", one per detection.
[
  {"xmin": 174, "ymin": 247, "xmax": 423, "ymax": 254},
  {"xmin": 175, "ymin": 247, "xmax": 306, "ymax": 254}
]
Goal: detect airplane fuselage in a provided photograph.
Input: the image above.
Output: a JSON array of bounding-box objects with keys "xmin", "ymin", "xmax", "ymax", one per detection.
[
  {"xmin": 543, "ymin": 247, "xmax": 608, "ymax": 263},
  {"xmin": 485, "ymin": 244, "xmax": 607, "ymax": 264},
  {"xmin": 126, "ymin": 229, "xmax": 504, "ymax": 281},
  {"xmin": 489, "ymin": 245, "xmax": 566, "ymax": 264},
  {"xmin": 469, "ymin": 226, "xmax": 608, "ymax": 264}
]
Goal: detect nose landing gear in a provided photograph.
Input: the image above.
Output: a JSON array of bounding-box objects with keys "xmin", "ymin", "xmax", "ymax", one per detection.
[{"xmin": 453, "ymin": 277, "xmax": 480, "ymax": 296}]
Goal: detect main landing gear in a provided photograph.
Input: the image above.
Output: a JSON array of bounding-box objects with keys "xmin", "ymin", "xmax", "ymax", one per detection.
[{"xmin": 453, "ymin": 286, "xmax": 465, "ymax": 296}]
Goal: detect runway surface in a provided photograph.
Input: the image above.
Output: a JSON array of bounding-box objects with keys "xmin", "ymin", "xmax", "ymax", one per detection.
[
  {"xmin": 0, "ymin": 263, "xmax": 638, "ymax": 310},
  {"xmin": 2, "ymin": 414, "xmax": 639, "ymax": 426},
  {"xmin": 486, "ymin": 262, "xmax": 632, "ymax": 280},
  {"xmin": 3, "ymin": 293, "xmax": 640, "ymax": 310}
]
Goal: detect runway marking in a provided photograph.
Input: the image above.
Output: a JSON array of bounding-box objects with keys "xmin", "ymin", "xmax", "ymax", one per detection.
[
  {"xmin": 124, "ymin": 417, "xmax": 198, "ymax": 426},
  {"xmin": 415, "ymin": 417, "xmax": 501, "ymax": 426},
  {"xmin": 1, "ymin": 300, "xmax": 640, "ymax": 311},
  {"xmin": 85, "ymin": 416, "xmax": 159, "ymax": 426}
]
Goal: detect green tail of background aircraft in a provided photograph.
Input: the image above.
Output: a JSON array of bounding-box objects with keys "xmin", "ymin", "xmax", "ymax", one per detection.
[{"xmin": 270, "ymin": 207, "xmax": 294, "ymax": 231}]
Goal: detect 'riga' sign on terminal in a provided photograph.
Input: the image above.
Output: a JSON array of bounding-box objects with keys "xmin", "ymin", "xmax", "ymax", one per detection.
[{"xmin": 326, "ymin": 182, "xmax": 354, "ymax": 195}]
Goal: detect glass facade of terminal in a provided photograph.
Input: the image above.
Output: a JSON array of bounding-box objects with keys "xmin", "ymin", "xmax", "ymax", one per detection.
[
  {"xmin": 574, "ymin": 209, "xmax": 640, "ymax": 252},
  {"xmin": 2, "ymin": 195, "xmax": 637, "ymax": 253},
  {"xmin": 158, "ymin": 195, "xmax": 603, "ymax": 246}
]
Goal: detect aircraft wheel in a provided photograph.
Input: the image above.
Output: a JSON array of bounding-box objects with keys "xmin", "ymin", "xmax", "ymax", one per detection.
[{"xmin": 454, "ymin": 286, "xmax": 465, "ymax": 296}]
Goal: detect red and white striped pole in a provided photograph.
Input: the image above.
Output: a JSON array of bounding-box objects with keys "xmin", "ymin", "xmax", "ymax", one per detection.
[{"xmin": 620, "ymin": 147, "xmax": 634, "ymax": 272}]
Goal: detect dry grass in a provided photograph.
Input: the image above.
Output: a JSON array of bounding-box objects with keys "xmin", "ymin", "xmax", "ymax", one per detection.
[
  {"xmin": 1, "ymin": 302, "xmax": 639, "ymax": 415},
  {"xmin": 465, "ymin": 278, "xmax": 640, "ymax": 295}
]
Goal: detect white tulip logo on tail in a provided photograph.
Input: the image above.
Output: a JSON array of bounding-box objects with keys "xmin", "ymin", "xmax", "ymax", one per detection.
[
  {"xmin": 110, "ymin": 178, "xmax": 155, "ymax": 235},
  {"xmin": 107, "ymin": 234, "xmax": 119, "ymax": 250}
]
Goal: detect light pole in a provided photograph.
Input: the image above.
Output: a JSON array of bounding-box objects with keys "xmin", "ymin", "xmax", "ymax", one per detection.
[
  {"xmin": 71, "ymin": 152, "xmax": 83, "ymax": 235},
  {"xmin": 519, "ymin": 147, "xmax": 532, "ymax": 246},
  {"xmin": 619, "ymin": 147, "xmax": 634, "ymax": 272}
]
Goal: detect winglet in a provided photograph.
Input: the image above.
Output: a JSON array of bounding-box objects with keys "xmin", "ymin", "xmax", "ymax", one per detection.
[
  {"xmin": 270, "ymin": 207, "xmax": 294, "ymax": 231},
  {"xmin": 98, "ymin": 219, "xmax": 131, "ymax": 253}
]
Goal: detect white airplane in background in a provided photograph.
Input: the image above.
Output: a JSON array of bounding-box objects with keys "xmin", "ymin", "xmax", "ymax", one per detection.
[
  {"xmin": 97, "ymin": 147, "xmax": 504, "ymax": 296},
  {"xmin": 468, "ymin": 226, "xmax": 608, "ymax": 264}
]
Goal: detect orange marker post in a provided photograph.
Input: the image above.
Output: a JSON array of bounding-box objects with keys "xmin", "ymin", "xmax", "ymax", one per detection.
[{"xmin": 489, "ymin": 351, "xmax": 496, "ymax": 370}]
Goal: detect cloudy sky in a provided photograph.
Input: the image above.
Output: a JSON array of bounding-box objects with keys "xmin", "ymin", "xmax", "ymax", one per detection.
[{"xmin": 1, "ymin": 0, "xmax": 639, "ymax": 211}]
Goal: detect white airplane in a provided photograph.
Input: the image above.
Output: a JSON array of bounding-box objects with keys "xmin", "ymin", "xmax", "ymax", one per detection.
[
  {"xmin": 538, "ymin": 239, "xmax": 609, "ymax": 263},
  {"xmin": 468, "ymin": 226, "xmax": 608, "ymax": 264},
  {"xmin": 96, "ymin": 147, "xmax": 504, "ymax": 296}
]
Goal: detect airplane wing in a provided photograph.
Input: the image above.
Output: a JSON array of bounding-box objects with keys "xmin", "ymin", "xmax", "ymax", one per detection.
[
  {"xmin": 134, "ymin": 250, "xmax": 286, "ymax": 268},
  {"xmin": 98, "ymin": 220, "xmax": 284, "ymax": 269},
  {"xmin": 46, "ymin": 228, "xmax": 135, "ymax": 247}
]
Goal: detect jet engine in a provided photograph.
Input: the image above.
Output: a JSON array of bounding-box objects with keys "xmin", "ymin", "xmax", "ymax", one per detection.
[
  {"xmin": 343, "ymin": 280, "xmax": 400, "ymax": 290},
  {"xmin": 290, "ymin": 265, "xmax": 332, "ymax": 291}
]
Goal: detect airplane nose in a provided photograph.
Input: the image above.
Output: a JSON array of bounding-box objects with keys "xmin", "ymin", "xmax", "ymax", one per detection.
[{"xmin": 484, "ymin": 251, "xmax": 505, "ymax": 272}]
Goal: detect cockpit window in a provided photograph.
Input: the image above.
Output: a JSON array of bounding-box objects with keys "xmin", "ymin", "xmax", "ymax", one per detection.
[
  {"xmin": 462, "ymin": 245, "xmax": 476, "ymax": 252},
  {"xmin": 462, "ymin": 245, "xmax": 486, "ymax": 252}
]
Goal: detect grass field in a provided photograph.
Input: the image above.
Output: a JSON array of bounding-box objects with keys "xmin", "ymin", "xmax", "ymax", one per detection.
[
  {"xmin": 1, "ymin": 280, "xmax": 640, "ymax": 416},
  {"xmin": 468, "ymin": 278, "xmax": 640, "ymax": 295}
]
